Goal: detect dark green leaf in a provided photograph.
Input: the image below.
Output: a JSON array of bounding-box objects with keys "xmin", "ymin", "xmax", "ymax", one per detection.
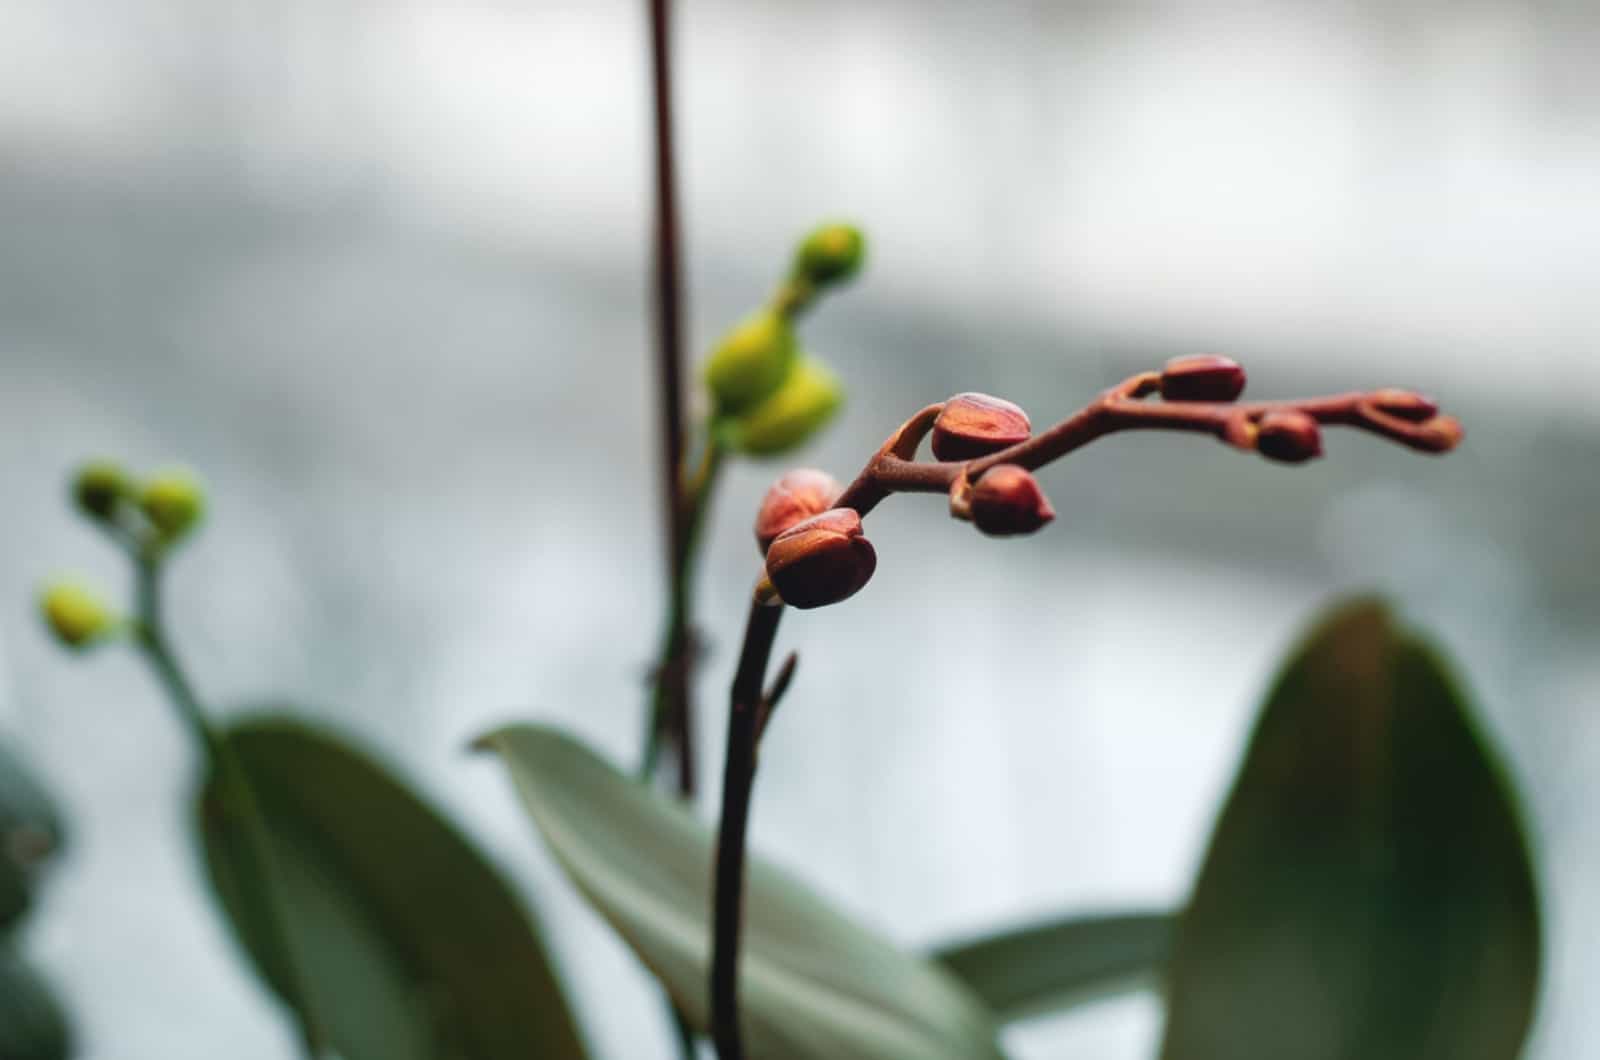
[
  {"xmin": 478, "ymin": 724, "xmax": 1004, "ymax": 1060},
  {"xmin": 0, "ymin": 740, "xmax": 66, "ymax": 933},
  {"xmin": 934, "ymin": 911, "xmax": 1173, "ymax": 1020},
  {"xmin": 199, "ymin": 716, "xmax": 588, "ymax": 1060},
  {"xmin": 1161, "ymin": 598, "xmax": 1541, "ymax": 1060},
  {"xmin": 0, "ymin": 946, "xmax": 72, "ymax": 1060}
]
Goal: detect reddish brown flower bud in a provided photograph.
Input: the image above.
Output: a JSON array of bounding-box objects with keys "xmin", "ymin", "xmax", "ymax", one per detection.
[
  {"xmin": 1370, "ymin": 388, "xmax": 1439, "ymax": 423},
  {"xmin": 931, "ymin": 393, "xmax": 1031, "ymax": 461},
  {"xmin": 1257, "ymin": 410, "xmax": 1323, "ymax": 463},
  {"xmin": 1160, "ymin": 355, "xmax": 1246, "ymax": 402},
  {"xmin": 969, "ymin": 464, "xmax": 1055, "ymax": 537},
  {"xmin": 754, "ymin": 468, "xmax": 842, "ymax": 552},
  {"xmin": 764, "ymin": 508, "xmax": 877, "ymax": 609},
  {"xmin": 1418, "ymin": 414, "xmax": 1464, "ymax": 451}
]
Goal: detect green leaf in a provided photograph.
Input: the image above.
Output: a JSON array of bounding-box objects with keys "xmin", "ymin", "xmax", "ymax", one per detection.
[
  {"xmin": 933, "ymin": 911, "xmax": 1174, "ymax": 1021},
  {"xmin": 1161, "ymin": 598, "xmax": 1541, "ymax": 1060},
  {"xmin": 478, "ymin": 724, "xmax": 1004, "ymax": 1060},
  {"xmin": 198, "ymin": 716, "xmax": 588, "ymax": 1060},
  {"xmin": 0, "ymin": 740, "xmax": 66, "ymax": 933},
  {"xmin": 0, "ymin": 946, "xmax": 72, "ymax": 1060}
]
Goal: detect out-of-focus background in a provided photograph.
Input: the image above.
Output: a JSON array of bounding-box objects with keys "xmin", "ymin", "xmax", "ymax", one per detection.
[{"xmin": 1, "ymin": 0, "xmax": 1595, "ymax": 1056}]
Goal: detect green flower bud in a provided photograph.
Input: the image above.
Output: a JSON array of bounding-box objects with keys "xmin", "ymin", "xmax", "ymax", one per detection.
[
  {"xmin": 139, "ymin": 468, "xmax": 206, "ymax": 541},
  {"xmin": 792, "ymin": 223, "xmax": 865, "ymax": 289},
  {"xmin": 72, "ymin": 460, "xmax": 132, "ymax": 522},
  {"xmin": 729, "ymin": 356, "xmax": 843, "ymax": 457},
  {"xmin": 703, "ymin": 310, "xmax": 798, "ymax": 414},
  {"xmin": 39, "ymin": 581, "xmax": 116, "ymax": 650}
]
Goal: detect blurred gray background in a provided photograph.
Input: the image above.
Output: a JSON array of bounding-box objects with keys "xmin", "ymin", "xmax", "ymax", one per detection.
[{"xmin": 1, "ymin": 0, "xmax": 1595, "ymax": 1056}]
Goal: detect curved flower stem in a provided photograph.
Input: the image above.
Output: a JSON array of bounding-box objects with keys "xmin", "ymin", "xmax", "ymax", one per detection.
[
  {"xmin": 708, "ymin": 365, "xmax": 1462, "ymax": 1059},
  {"xmin": 131, "ymin": 555, "xmax": 323, "ymax": 1060}
]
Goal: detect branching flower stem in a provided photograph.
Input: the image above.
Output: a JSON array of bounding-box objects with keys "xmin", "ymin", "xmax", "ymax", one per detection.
[{"xmin": 708, "ymin": 369, "xmax": 1462, "ymax": 1059}]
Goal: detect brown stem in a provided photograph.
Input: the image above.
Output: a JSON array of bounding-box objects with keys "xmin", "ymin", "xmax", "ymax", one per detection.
[
  {"xmin": 837, "ymin": 377, "xmax": 1460, "ymax": 511},
  {"xmin": 710, "ymin": 595, "xmax": 784, "ymax": 1060},
  {"xmin": 646, "ymin": 0, "xmax": 696, "ymax": 797}
]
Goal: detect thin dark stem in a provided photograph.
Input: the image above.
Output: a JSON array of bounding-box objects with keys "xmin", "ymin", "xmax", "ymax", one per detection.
[
  {"xmin": 646, "ymin": 0, "xmax": 695, "ymax": 800},
  {"xmin": 645, "ymin": 3, "xmax": 705, "ymax": 1054},
  {"xmin": 132, "ymin": 557, "xmax": 323, "ymax": 1060},
  {"xmin": 710, "ymin": 596, "xmax": 784, "ymax": 1060}
]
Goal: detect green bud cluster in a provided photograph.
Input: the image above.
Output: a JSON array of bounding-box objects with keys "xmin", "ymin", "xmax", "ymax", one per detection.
[
  {"xmin": 701, "ymin": 221, "xmax": 866, "ymax": 457},
  {"xmin": 39, "ymin": 460, "xmax": 208, "ymax": 654},
  {"xmin": 69, "ymin": 460, "xmax": 206, "ymax": 548}
]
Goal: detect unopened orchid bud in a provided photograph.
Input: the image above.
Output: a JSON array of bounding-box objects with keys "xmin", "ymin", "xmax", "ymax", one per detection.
[
  {"xmin": 969, "ymin": 464, "xmax": 1055, "ymax": 537},
  {"xmin": 1370, "ymin": 389, "xmax": 1439, "ymax": 423},
  {"xmin": 792, "ymin": 223, "xmax": 866, "ymax": 290},
  {"xmin": 730, "ymin": 356, "xmax": 843, "ymax": 456},
  {"xmin": 763, "ymin": 508, "xmax": 876, "ymax": 609},
  {"xmin": 1257, "ymin": 410, "xmax": 1323, "ymax": 463},
  {"xmin": 754, "ymin": 468, "xmax": 841, "ymax": 552},
  {"xmin": 1419, "ymin": 414, "xmax": 1464, "ymax": 451},
  {"xmin": 931, "ymin": 393, "xmax": 1031, "ymax": 461},
  {"xmin": 139, "ymin": 467, "xmax": 206, "ymax": 541},
  {"xmin": 72, "ymin": 460, "xmax": 131, "ymax": 522},
  {"xmin": 1160, "ymin": 355, "xmax": 1246, "ymax": 402},
  {"xmin": 39, "ymin": 581, "xmax": 117, "ymax": 650},
  {"xmin": 704, "ymin": 309, "xmax": 799, "ymax": 414}
]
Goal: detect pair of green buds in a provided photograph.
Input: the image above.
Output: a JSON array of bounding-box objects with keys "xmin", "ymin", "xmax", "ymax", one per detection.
[
  {"xmin": 702, "ymin": 223, "xmax": 866, "ymax": 455},
  {"xmin": 39, "ymin": 461, "xmax": 206, "ymax": 649}
]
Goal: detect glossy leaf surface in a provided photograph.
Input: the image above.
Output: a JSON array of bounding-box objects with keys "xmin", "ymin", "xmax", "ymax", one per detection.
[
  {"xmin": 479, "ymin": 724, "xmax": 1004, "ymax": 1060},
  {"xmin": 1161, "ymin": 600, "xmax": 1541, "ymax": 1060},
  {"xmin": 199, "ymin": 716, "xmax": 588, "ymax": 1060}
]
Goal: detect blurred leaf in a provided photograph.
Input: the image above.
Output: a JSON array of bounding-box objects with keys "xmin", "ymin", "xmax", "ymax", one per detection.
[
  {"xmin": 198, "ymin": 716, "xmax": 588, "ymax": 1060},
  {"xmin": 478, "ymin": 724, "xmax": 1004, "ymax": 1060},
  {"xmin": 0, "ymin": 740, "xmax": 66, "ymax": 933},
  {"xmin": 933, "ymin": 911, "xmax": 1173, "ymax": 1020},
  {"xmin": 0, "ymin": 946, "xmax": 72, "ymax": 1060},
  {"xmin": 1161, "ymin": 599, "xmax": 1541, "ymax": 1060}
]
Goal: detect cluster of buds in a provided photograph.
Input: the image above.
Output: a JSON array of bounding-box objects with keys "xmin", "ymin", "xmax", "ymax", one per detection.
[
  {"xmin": 702, "ymin": 222, "xmax": 866, "ymax": 457},
  {"xmin": 38, "ymin": 460, "xmax": 207, "ymax": 651},
  {"xmin": 752, "ymin": 469, "xmax": 872, "ymax": 610},
  {"xmin": 747, "ymin": 353, "xmax": 1462, "ymax": 611},
  {"xmin": 1157, "ymin": 356, "xmax": 1464, "ymax": 461}
]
